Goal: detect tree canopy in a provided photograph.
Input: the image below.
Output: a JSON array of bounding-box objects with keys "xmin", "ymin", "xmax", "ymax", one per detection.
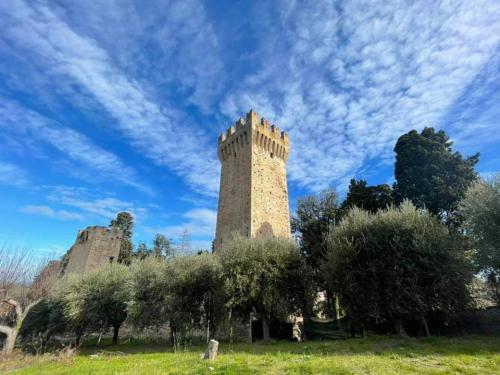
[
  {"xmin": 342, "ymin": 178, "xmax": 394, "ymax": 213},
  {"xmin": 460, "ymin": 176, "xmax": 500, "ymax": 303},
  {"xmin": 291, "ymin": 189, "xmax": 341, "ymax": 272},
  {"xmin": 394, "ymin": 127, "xmax": 479, "ymax": 223},
  {"xmin": 323, "ymin": 202, "xmax": 473, "ymax": 336},
  {"xmin": 61, "ymin": 264, "xmax": 130, "ymax": 344},
  {"xmin": 110, "ymin": 212, "xmax": 134, "ymax": 265},
  {"xmin": 217, "ymin": 237, "xmax": 313, "ymax": 341}
]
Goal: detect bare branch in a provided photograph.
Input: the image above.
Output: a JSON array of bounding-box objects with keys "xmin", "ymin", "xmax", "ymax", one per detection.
[{"xmin": 0, "ymin": 324, "xmax": 13, "ymax": 335}]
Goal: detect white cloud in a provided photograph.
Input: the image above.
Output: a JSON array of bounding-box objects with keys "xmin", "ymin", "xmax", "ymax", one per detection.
[
  {"xmin": 20, "ymin": 204, "xmax": 84, "ymax": 221},
  {"xmin": 0, "ymin": 162, "xmax": 29, "ymax": 187},
  {"xmin": 0, "ymin": 0, "xmax": 220, "ymax": 196},
  {"xmin": 44, "ymin": 186, "xmax": 148, "ymax": 222},
  {"xmin": 0, "ymin": 99, "xmax": 150, "ymax": 193},
  {"xmin": 220, "ymin": 0, "xmax": 500, "ymax": 191}
]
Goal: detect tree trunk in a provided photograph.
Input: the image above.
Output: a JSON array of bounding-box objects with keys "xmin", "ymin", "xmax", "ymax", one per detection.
[
  {"xmin": 350, "ymin": 321, "xmax": 356, "ymax": 338},
  {"xmin": 248, "ymin": 312, "xmax": 253, "ymax": 343},
  {"xmin": 1, "ymin": 298, "xmax": 41, "ymax": 353},
  {"xmin": 394, "ymin": 319, "xmax": 408, "ymax": 337},
  {"xmin": 75, "ymin": 326, "xmax": 85, "ymax": 347},
  {"xmin": 0, "ymin": 326, "xmax": 16, "ymax": 354},
  {"xmin": 421, "ymin": 316, "xmax": 430, "ymax": 337},
  {"xmin": 228, "ymin": 309, "xmax": 233, "ymax": 345},
  {"xmin": 262, "ymin": 315, "xmax": 270, "ymax": 342},
  {"xmin": 112, "ymin": 325, "xmax": 120, "ymax": 345},
  {"xmin": 360, "ymin": 322, "xmax": 365, "ymax": 338},
  {"xmin": 335, "ymin": 295, "xmax": 342, "ymax": 330}
]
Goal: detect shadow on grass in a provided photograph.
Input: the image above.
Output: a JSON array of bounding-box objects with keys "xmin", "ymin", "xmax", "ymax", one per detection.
[{"xmin": 77, "ymin": 335, "xmax": 500, "ymax": 358}]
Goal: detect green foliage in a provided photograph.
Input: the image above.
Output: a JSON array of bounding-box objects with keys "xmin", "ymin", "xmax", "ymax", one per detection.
[
  {"xmin": 218, "ymin": 237, "xmax": 314, "ymax": 325},
  {"xmin": 19, "ymin": 297, "xmax": 67, "ymax": 348},
  {"xmin": 110, "ymin": 212, "xmax": 134, "ymax": 265},
  {"xmin": 459, "ymin": 176, "xmax": 500, "ymax": 303},
  {"xmin": 134, "ymin": 242, "xmax": 151, "ymax": 260},
  {"xmin": 323, "ymin": 202, "xmax": 473, "ymax": 332},
  {"xmin": 60, "ymin": 264, "xmax": 131, "ymax": 344},
  {"xmin": 165, "ymin": 254, "xmax": 222, "ymax": 342},
  {"xmin": 153, "ymin": 234, "xmax": 174, "ymax": 258},
  {"xmin": 292, "ymin": 189, "xmax": 341, "ymax": 272},
  {"xmin": 128, "ymin": 254, "xmax": 222, "ymax": 343},
  {"xmin": 127, "ymin": 257, "xmax": 169, "ymax": 328},
  {"xmin": 342, "ymin": 179, "xmax": 394, "ymax": 213},
  {"xmin": 394, "ymin": 128, "xmax": 479, "ymax": 223}
]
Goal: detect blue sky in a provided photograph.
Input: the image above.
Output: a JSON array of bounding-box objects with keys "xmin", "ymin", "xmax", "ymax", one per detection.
[{"xmin": 0, "ymin": 0, "xmax": 499, "ymax": 258}]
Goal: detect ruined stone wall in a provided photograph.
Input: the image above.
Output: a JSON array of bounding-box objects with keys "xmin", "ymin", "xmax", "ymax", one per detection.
[
  {"xmin": 215, "ymin": 110, "xmax": 291, "ymax": 251},
  {"xmin": 65, "ymin": 226, "xmax": 122, "ymax": 275}
]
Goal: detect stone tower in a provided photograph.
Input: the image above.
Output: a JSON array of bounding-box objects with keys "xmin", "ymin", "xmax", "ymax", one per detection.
[
  {"xmin": 65, "ymin": 226, "xmax": 123, "ymax": 275},
  {"xmin": 214, "ymin": 110, "xmax": 291, "ymax": 251}
]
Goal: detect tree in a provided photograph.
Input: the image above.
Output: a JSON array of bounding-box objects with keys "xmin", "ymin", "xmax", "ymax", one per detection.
[
  {"xmin": 153, "ymin": 234, "xmax": 174, "ymax": 259},
  {"xmin": 61, "ymin": 264, "xmax": 130, "ymax": 345},
  {"xmin": 127, "ymin": 255, "xmax": 222, "ymax": 346},
  {"xmin": 291, "ymin": 189, "xmax": 341, "ymax": 272},
  {"xmin": 323, "ymin": 202, "xmax": 473, "ymax": 337},
  {"xmin": 127, "ymin": 257, "xmax": 169, "ymax": 330},
  {"xmin": 177, "ymin": 229, "xmax": 191, "ymax": 254},
  {"xmin": 134, "ymin": 242, "xmax": 151, "ymax": 260},
  {"xmin": 165, "ymin": 254, "xmax": 222, "ymax": 346},
  {"xmin": 459, "ymin": 175, "xmax": 500, "ymax": 303},
  {"xmin": 342, "ymin": 179, "xmax": 394, "ymax": 213},
  {"xmin": 394, "ymin": 128, "xmax": 479, "ymax": 224},
  {"xmin": 110, "ymin": 212, "xmax": 134, "ymax": 265},
  {"xmin": 218, "ymin": 237, "xmax": 313, "ymax": 342},
  {"xmin": 0, "ymin": 247, "xmax": 56, "ymax": 353}
]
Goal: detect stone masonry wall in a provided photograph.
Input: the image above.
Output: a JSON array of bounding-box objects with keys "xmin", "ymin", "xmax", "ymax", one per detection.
[
  {"xmin": 65, "ymin": 226, "xmax": 122, "ymax": 275},
  {"xmin": 215, "ymin": 110, "xmax": 291, "ymax": 251}
]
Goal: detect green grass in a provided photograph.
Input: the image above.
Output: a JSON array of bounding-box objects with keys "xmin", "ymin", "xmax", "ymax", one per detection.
[{"xmin": 4, "ymin": 336, "xmax": 500, "ymax": 374}]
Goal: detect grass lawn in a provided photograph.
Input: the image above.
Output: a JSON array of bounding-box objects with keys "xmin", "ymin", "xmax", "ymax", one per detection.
[{"xmin": 2, "ymin": 335, "xmax": 500, "ymax": 374}]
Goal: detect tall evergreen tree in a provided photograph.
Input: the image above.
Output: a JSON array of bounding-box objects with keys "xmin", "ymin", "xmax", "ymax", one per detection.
[
  {"xmin": 342, "ymin": 179, "xmax": 394, "ymax": 213},
  {"xmin": 291, "ymin": 189, "xmax": 341, "ymax": 272},
  {"xmin": 110, "ymin": 212, "xmax": 134, "ymax": 265},
  {"xmin": 394, "ymin": 128, "xmax": 479, "ymax": 224}
]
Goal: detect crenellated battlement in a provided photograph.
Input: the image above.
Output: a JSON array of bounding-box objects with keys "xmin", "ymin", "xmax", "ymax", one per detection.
[
  {"xmin": 215, "ymin": 109, "xmax": 291, "ymax": 252},
  {"xmin": 218, "ymin": 110, "xmax": 289, "ymax": 162}
]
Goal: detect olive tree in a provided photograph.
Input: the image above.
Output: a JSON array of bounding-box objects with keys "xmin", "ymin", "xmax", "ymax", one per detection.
[
  {"xmin": 128, "ymin": 254, "xmax": 222, "ymax": 346},
  {"xmin": 0, "ymin": 247, "xmax": 56, "ymax": 353},
  {"xmin": 218, "ymin": 237, "xmax": 313, "ymax": 342},
  {"xmin": 61, "ymin": 264, "xmax": 130, "ymax": 345},
  {"xmin": 165, "ymin": 254, "xmax": 222, "ymax": 345},
  {"xmin": 460, "ymin": 175, "xmax": 500, "ymax": 303},
  {"xmin": 323, "ymin": 202, "xmax": 473, "ymax": 336}
]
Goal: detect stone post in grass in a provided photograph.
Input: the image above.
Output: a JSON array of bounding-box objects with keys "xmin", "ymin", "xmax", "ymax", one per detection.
[{"xmin": 203, "ymin": 339, "xmax": 219, "ymax": 360}]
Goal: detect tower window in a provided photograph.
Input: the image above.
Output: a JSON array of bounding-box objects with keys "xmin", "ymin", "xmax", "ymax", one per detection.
[
  {"xmin": 270, "ymin": 152, "xmax": 274, "ymax": 158},
  {"xmin": 109, "ymin": 256, "xmax": 114, "ymax": 263}
]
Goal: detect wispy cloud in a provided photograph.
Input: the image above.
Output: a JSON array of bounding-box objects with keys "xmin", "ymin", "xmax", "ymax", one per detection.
[
  {"xmin": 221, "ymin": 0, "xmax": 500, "ymax": 191},
  {"xmin": 20, "ymin": 205, "xmax": 84, "ymax": 221},
  {"xmin": 0, "ymin": 0, "xmax": 220, "ymax": 196},
  {"xmin": 44, "ymin": 186, "xmax": 148, "ymax": 223},
  {"xmin": 0, "ymin": 162, "xmax": 29, "ymax": 187},
  {"xmin": 0, "ymin": 99, "xmax": 150, "ymax": 193}
]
